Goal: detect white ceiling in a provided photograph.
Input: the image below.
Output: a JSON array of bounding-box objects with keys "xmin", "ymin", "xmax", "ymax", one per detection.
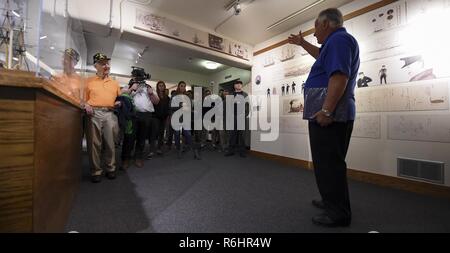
[
  {"xmin": 111, "ymin": 38, "xmax": 231, "ymax": 75},
  {"xmin": 148, "ymin": 0, "xmax": 354, "ymax": 46},
  {"xmin": 87, "ymin": 0, "xmax": 356, "ymax": 76}
]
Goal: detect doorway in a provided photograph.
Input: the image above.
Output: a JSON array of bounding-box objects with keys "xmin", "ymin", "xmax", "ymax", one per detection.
[{"xmin": 219, "ymin": 78, "xmax": 240, "ymax": 92}]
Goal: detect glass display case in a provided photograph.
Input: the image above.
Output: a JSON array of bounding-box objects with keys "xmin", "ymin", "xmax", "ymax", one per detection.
[{"xmin": 1, "ymin": 0, "xmax": 87, "ymax": 104}]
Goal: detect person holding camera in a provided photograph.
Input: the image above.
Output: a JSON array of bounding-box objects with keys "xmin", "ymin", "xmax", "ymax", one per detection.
[
  {"xmin": 84, "ymin": 53, "xmax": 122, "ymax": 183},
  {"xmin": 128, "ymin": 67, "xmax": 160, "ymax": 168}
]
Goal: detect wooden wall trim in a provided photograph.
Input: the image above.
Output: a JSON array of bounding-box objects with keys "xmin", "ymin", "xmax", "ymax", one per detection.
[
  {"xmin": 249, "ymin": 150, "xmax": 450, "ymax": 199},
  {"xmin": 251, "ymin": 150, "xmax": 313, "ymax": 170},
  {"xmin": 253, "ymin": 0, "xmax": 399, "ymax": 56}
]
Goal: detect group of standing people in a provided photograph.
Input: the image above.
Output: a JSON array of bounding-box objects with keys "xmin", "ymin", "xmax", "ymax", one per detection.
[
  {"xmin": 50, "ymin": 6, "xmax": 359, "ymax": 229},
  {"xmin": 52, "ymin": 50, "xmax": 249, "ymax": 184}
]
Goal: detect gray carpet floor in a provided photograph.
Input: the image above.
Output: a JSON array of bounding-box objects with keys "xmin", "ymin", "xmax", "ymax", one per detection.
[{"xmin": 65, "ymin": 149, "xmax": 450, "ymax": 233}]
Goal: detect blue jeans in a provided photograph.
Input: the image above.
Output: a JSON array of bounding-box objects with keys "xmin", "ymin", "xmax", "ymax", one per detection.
[{"xmin": 174, "ymin": 129, "xmax": 192, "ymax": 150}]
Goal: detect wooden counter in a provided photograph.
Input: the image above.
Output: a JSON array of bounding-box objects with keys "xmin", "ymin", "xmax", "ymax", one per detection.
[{"xmin": 0, "ymin": 69, "xmax": 83, "ymax": 232}]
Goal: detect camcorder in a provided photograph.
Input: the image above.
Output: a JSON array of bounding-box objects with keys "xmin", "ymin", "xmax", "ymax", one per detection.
[{"xmin": 128, "ymin": 66, "xmax": 151, "ymax": 88}]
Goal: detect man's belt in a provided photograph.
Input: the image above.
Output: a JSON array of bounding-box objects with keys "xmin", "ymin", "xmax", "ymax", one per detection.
[{"xmin": 92, "ymin": 106, "xmax": 114, "ymax": 111}]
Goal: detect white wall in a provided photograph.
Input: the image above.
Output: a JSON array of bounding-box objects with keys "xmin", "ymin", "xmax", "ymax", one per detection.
[{"xmin": 251, "ymin": 0, "xmax": 450, "ymax": 187}]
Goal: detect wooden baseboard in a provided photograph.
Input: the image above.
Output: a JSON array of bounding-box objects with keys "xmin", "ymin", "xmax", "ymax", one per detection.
[
  {"xmin": 250, "ymin": 150, "xmax": 450, "ymax": 199},
  {"xmin": 251, "ymin": 150, "xmax": 313, "ymax": 171}
]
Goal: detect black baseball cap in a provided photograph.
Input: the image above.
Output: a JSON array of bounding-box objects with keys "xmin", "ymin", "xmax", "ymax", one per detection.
[{"xmin": 93, "ymin": 53, "xmax": 111, "ymax": 64}]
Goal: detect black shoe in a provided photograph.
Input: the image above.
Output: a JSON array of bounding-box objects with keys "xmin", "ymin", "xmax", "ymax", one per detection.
[
  {"xmin": 225, "ymin": 151, "xmax": 235, "ymax": 157},
  {"xmin": 106, "ymin": 171, "xmax": 116, "ymax": 180},
  {"xmin": 146, "ymin": 152, "xmax": 155, "ymax": 160},
  {"xmin": 312, "ymin": 199, "xmax": 325, "ymax": 209},
  {"xmin": 194, "ymin": 149, "xmax": 202, "ymax": 160},
  {"xmin": 91, "ymin": 175, "xmax": 101, "ymax": 183},
  {"xmin": 312, "ymin": 214, "xmax": 350, "ymax": 227}
]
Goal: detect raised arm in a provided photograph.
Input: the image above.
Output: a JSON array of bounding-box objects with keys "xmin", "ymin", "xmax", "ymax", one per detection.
[{"xmin": 288, "ymin": 31, "xmax": 320, "ymax": 59}]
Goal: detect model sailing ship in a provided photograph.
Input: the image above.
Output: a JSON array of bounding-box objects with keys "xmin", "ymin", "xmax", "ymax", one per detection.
[
  {"xmin": 263, "ymin": 55, "xmax": 275, "ymax": 67},
  {"xmin": 280, "ymin": 45, "xmax": 295, "ymax": 62}
]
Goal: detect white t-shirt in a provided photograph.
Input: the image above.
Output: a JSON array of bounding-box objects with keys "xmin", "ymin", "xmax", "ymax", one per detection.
[{"xmin": 132, "ymin": 83, "xmax": 156, "ymax": 112}]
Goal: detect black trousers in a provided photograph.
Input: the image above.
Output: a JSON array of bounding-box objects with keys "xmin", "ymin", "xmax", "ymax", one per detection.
[
  {"xmin": 121, "ymin": 132, "xmax": 135, "ymax": 161},
  {"xmin": 135, "ymin": 112, "xmax": 158, "ymax": 159},
  {"xmin": 166, "ymin": 116, "xmax": 174, "ymax": 146},
  {"xmin": 229, "ymin": 118, "xmax": 246, "ymax": 154},
  {"xmin": 229, "ymin": 129, "xmax": 246, "ymax": 154},
  {"xmin": 380, "ymin": 74, "xmax": 387, "ymax": 84},
  {"xmin": 308, "ymin": 120, "xmax": 354, "ymax": 222},
  {"xmin": 156, "ymin": 116, "xmax": 168, "ymax": 149}
]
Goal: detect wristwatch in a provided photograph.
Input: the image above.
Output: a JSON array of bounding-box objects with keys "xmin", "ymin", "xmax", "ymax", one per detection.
[{"xmin": 321, "ymin": 108, "xmax": 332, "ymax": 117}]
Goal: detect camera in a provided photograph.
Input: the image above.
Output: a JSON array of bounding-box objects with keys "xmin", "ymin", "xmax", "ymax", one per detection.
[
  {"xmin": 129, "ymin": 66, "xmax": 151, "ymax": 88},
  {"xmin": 234, "ymin": 3, "xmax": 241, "ymax": 15},
  {"xmin": 131, "ymin": 66, "xmax": 151, "ymax": 82}
]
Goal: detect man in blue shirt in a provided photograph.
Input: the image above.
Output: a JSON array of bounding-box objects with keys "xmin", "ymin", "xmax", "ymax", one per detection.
[{"xmin": 288, "ymin": 8, "xmax": 360, "ymax": 227}]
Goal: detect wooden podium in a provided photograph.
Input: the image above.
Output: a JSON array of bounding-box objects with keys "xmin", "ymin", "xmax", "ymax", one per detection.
[{"xmin": 0, "ymin": 69, "xmax": 83, "ymax": 232}]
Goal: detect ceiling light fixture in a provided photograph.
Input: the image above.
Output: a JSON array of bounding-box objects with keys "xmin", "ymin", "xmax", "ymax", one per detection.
[
  {"xmin": 266, "ymin": 0, "xmax": 325, "ymax": 30},
  {"xmin": 11, "ymin": 10, "xmax": 20, "ymax": 17},
  {"xmin": 233, "ymin": 1, "xmax": 241, "ymax": 16},
  {"xmin": 203, "ymin": 61, "xmax": 220, "ymax": 70},
  {"xmin": 39, "ymin": 35, "xmax": 47, "ymax": 40}
]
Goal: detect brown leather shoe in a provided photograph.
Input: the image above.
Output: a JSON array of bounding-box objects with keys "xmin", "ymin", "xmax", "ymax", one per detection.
[
  {"xmin": 122, "ymin": 160, "xmax": 130, "ymax": 170},
  {"xmin": 135, "ymin": 159, "xmax": 144, "ymax": 168}
]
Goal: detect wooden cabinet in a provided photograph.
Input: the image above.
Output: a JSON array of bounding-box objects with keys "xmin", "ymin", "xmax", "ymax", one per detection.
[{"xmin": 0, "ymin": 70, "xmax": 83, "ymax": 232}]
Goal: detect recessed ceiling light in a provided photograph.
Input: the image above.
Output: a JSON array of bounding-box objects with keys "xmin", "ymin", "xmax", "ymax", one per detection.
[
  {"xmin": 49, "ymin": 46, "xmax": 55, "ymax": 50},
  {"xmin": 204, "ymin": 61, "xmax": 220, "ymax": 70},
  {"xmin": 39, "ymin": 35, "xmax": 47, "ymax": 40}
]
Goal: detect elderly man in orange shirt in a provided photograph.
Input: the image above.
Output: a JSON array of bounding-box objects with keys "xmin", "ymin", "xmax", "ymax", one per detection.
[{"xmin": 84, "ymin": 53, "xmax": 122, "ymax": 183}]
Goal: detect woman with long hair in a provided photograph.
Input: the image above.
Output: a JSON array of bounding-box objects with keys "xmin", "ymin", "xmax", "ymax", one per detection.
[
  {"xmin": 171, "ymin": 81, "xmax": 196, "ymax": 159},
  {"xmin": 154, "ymin": 81, "xmax": 170, "ymax": 155}
]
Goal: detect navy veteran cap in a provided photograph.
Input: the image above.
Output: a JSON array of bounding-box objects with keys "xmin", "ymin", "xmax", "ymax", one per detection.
[
  {"xmin": 64, "ymin": 48, "xmax": 80, "ymax": 62},
  {"xmin": 93, "ymin": 53, "xmax": 111, "ymax": 64}
]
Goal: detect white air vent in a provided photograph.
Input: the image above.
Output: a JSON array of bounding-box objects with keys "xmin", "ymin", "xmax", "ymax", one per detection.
[{"xmin": 397, "ymin": 157, "xmax": 444, "ymax": 184}]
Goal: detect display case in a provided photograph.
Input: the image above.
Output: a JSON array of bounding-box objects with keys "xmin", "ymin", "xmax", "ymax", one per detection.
[
  {"xmin": 1, "ymin": 0, "xmax": 87, "ymax": 232},
  {"xmin": 1, "ymin": 0, "xmax": 88, "ymax": 105}
]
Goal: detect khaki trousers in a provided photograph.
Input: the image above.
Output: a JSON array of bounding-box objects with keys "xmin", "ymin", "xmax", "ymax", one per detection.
[{"xmin": 86, "ymin": 109, "xmax": 119, "ymax": 176}]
